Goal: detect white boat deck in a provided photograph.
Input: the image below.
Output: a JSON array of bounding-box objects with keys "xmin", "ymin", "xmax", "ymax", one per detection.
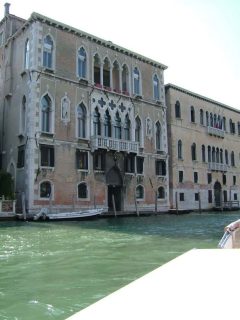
[{"xmin": 66, "ymin": 249, "xmax": 240, "ymax": 320}]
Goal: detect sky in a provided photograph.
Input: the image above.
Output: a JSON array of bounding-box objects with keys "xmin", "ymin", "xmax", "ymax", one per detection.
[{"xmin": 2, "ymin": 0, "xmax": 240, "ymax": 109}]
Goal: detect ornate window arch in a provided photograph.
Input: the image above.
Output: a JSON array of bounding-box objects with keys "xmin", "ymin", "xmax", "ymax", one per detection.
[
  {"xmin": 77, "ymin": 47, "xmax": 87, "ymax": 79},
  {"xmin": 155, "ymin": 121, "xmax": 162, "ymax": 150},
  {"xmin": 122, "ymin": 64, "xmax": 129, "ymax": 94},
  {"xmin": 153, "ymin": 74, "xmax": 160, "ymax": 100},
  {"xmin": 77, "ymin": 102, "xmax": 87, "ymax": 138},
  {"xmin": 124, "ymin": 114, "xmax": 131, "ymax": 140},
  {"xmin": 133, "ymin": 67, "xmax": 141, "ymax": 95},
  {"xmin": 41, "ymin": 94, "xmax": 52, "ymax": 133},
  {"xmin": 43, "ymin": 35, "xmax": 54, "ymax": 69},
  {"xmin": 135, "ymin": 116, "xmax": 142, "ymax": 143},
  {"xmin": 93, "ymin": 107, "xmax": 101, "ymax": 136},
  {"xmin": 104, "ymin": 109, "xmax": 111, "ymax": 137},
  {"xmin": 157, "ymin": 186, "xmax": 165, "ymax": 199}
]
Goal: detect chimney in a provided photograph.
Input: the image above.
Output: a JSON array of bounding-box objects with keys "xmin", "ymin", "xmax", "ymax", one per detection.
[{"xmin": 4, "ymin": 3, "xmax": 10, "ymax": 16}]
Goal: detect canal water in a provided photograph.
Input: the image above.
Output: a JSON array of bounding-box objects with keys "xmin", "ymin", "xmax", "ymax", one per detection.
[{"xmin": 0, "ymin": 212, "xmax": 238, "ymax": 320}]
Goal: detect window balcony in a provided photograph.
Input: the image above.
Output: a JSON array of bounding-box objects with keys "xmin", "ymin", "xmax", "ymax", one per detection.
[
  {"xmin": 207, "ymin": 126, "xmax": 224, "ymax": 138},
  {"xmin": 208, "ymin": 162, "xmax": 228, "ymax": 172},
  {"xmin": 91, "ymin": 136, "xmax": 139, "ymax": 153}
]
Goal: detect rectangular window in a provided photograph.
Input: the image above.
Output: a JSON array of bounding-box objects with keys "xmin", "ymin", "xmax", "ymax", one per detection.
[
  {"xmin": 76, "ymin": 150, "xmax": 88, "ymax": 170},
  {"xmin": 93, "ymin": 152, "xmax": 105, "ymax": 171},
  {"xmin": 179, "ymin": 193, "xmax": 184, "ymax": 201},
  {"xmin": 208, "ymin": 190, "xmax": 212, "ymax": 203},
  {"xmin": 136, "ymin": 157, "xmax": 144, "ymax": 174},
  {"xmin": 207, "ymin": 173, "xmax": 212, "ymax": 184},
  {"xmin": 179, "ymin": 171, "xmax": 183, "ymax": 183},
  {"xmin": 233, "ymin": 175, "xmax": 236, "ymax": 185},
  {"xmin": 156, "ymin": 160, "xmax": 166, "ymax": 176},
  {"xmin": 234, "ymin": 193, "xmax": 238, "ymax": 200},
  {"xmin": 40, "ymin": 145, "xmax": 54, "ymax": 167},
  {"xmin": 195, "ymin": 193, "xmax": 199, "ymax": 201},
  {"xmin": 194, "ymin": 172, "xmax": 198, "ymax": 183},
  {"xmin": 125, "ymin": 154, "xmax": 135, "ymax": 173},
  {"xmin": 17, "ymin": 145, "xmax": 25, "ymax": 168}
]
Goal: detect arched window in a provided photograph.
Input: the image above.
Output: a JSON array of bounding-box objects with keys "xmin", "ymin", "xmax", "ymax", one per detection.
[
  {"xmin": 112, "ymin": 60, "xmax": 120, "ymax": 92},
  {"xmin": 202, "ymin": 145, "xmax": 206, "ymax": 162},
  {"xmin": 21, "ymin": 96, "xmax": 26, "ymax": 134},
  {"xmin": 24, "ymin": 39, "xmax": 30, "ymax": 69},
  {"xmin": 191, "ymin": 143, "xmax": 196, "ymax": 161},
  {"xmin": 114, "ymin": 111, "xmax": 121, "ymax": 139},
  {"xmin": 124, "ymin": 114, "xmax": 131, "ymax": 140},
  {"xmin": 78, "ymin": 183, "xmax": 88, "ymax": 199},
  {"xmin": 104, "ymin": 110, "xmax": 111, "ymax": 137},
  {"xmin": 135, "ymin": 116, "xmax": 141, "ymax": 143},
  {"xmin": 220, "ymin": 149, "xmax": 223, "ymax": 163},
  {"xmin": 214, "ymin": 114, "xmax": 217, "ymax": 127},
  {"xmin": 190, "ymin": 106, "xmax": 195, "ymax": 122},
  {"xmin": 78, "ymin": 47, "xmax": 87, "ymax": 78},
  {"xmin": 93, "ymin": 107, "xmax": 101, "ymax": 136},
  {"xmin": 216, "ymin": 148, "xmax": 220, "ymax": 163},
  {"xmin": 103, "ymin": 57, "xmax": 111, "ymax": 88},
  {"xmin": 133, "ymin": 67, "xmax": 140, "ymax": 95},
  {"xmin": 231, "ymin": 151, "xmax": 235, "ymax": 166},
  {"xmin": 206, "ymin": 111, "xmax": 209, "ymax": 126},
  {"xmin": 41, "ymin": 94, "xmax": 52, "ymax": 133},
  {"xmin": 225, "ymin": 150, "xmax": 229, "ymax": 165},
  {"xmin": 175, "ymin": 101, "xmax": 181, "ymax": 118},
  {"xmin": 223, "ymin": 117, "xmax": 226, "ymax": 131},
  {"xmin": 40, "ymin": 181, "xmax": 51, "ymax": 198},
  {"xmin": 136, "ymin": 185, "xmax": 144, "ymax": 199},
  {"xmin": 153, "ymin": 74, "xmax": 160, "ymax": 100},
  {"xmin": 157, "ymin": 186, "xmax": 165, "ymax": 199},
  {"xmin": 94, "ymin": 54, "xmax": 101, "ymax": 85},
  {"xmin": 77, "ymin": 103, "xmax": 86, "ymax": 138},
  {"xmin": 208, "ymin": 146, "xmax": 211, "ymax": 162},
  {"xmin": 43, "ymin": 35, "xmax": 54, "ymax": 69},
  {"xmin": 200, "ymin": 109, "xmax": 204, "ymax": 125},
  {"xmin": 210, "ymin": 113, "xmax": 213, "ymax": 127},
  {"xmin": 212, "ymin": 147, "xmax": 216, "ymax": 163},
  {"xmin": 156, "ymin": 122, "xmax": 161, "ymax": 150},
  {"xmin": 122, "ymin": 64, "xmax": 129, "ymax": 94},
  {"xmin": 177, "ymin": 140, "xmax": 182, "ymax": 159}
]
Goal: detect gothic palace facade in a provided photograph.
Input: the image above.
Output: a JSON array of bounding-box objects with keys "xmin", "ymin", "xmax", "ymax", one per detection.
[
  {"xmin": 0, "ymin": 5, "xmax": 169, "ymax": 214},
  {"xmin": 0, "ymin": 5, "xmax": 240, "ymax": 214}
]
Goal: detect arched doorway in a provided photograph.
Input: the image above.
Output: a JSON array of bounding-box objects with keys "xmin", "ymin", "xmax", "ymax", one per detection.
[
  {"xmin": 106, "ymin": 166, "xmax": 123, "ymax": 211},
  {"xmin": 214, "ymin": 181, "xmax": 222, "ymax": 207}
]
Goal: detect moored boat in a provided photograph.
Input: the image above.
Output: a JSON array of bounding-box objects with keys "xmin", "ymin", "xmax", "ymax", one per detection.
[{"xmin": 33, "ymin": 208, "xmax": 104, "ymax": 221}]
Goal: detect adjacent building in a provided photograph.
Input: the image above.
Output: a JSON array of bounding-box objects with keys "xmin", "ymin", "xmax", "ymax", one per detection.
[
  {"xmin": 0, "ymin": 4, "xmax": 169, "ymax": 214},
  {"xmin": 165, "ymin": 84, "xmax": 240, "ymax": 211}
]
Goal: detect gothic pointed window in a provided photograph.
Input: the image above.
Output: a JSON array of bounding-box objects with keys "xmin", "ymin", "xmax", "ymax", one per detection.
[
  {"xmin": 112, "ymin": 60, "xmax": 120, "ymax": 92},
  {"xmin": 135, "ymin": 116, "xmax": 141, "ymax": 143},
  {"xmin": 104, "ymin": 110, "xmax": 111, "ymax": 137},
  {"xmin": 41, "ymin": 94, "xmax": 52, "ymax": 133},
  {"xmin": 114, "ymin": 111, "xmax": 121, "ymax": 139},
  {"xmin": 175, "ymin": 101, "xmax": 181, "ymax": 118},
  {"xmin": 94, "ymin": 54, "xmax": 101, "ymax": 86},
  {"xmin": 122, "ymin": 64, "xmax": 129, "ymax": 94},
  {"xmin": 78, "ymin": 47, "xmax": 87, "ymax": 78},
  {"xmin": 153, "ymin": 74, "xmax": 160, "ymax": 100},
  {"xmin": 77, "ymin": 103, "xmax": 86, "ymax": 138},
  {"xmin": 133, "ymin": 67, "xmax": 140, "ymax": 95},
  {"xmin": 43, "ymin": 35, "xmax": 54, "ymax": 69},
  {"xmin": 124, "ymin": 114, "xmax": 131, "ymax": 140},
  {"xmin": 200, "ymin": 109, "xmax": 204, "ymax": 125},
  {"xmin": 103, "ymin": 57, "xmax": 110, "ymax": 88},
  {"xmin": 190, "ymin": 106, "xmax": 195, "ymax": 123},
  {"xmin": 93, "ymin": 107, "xmax": 101, "ymax": 136},
  {"xmin": 157, "ymin": 186, "xmax": 165, "ymax": 199},
  {"xmin": 156, "ymin": 122, "xmax": 161, "ymax": 150}
]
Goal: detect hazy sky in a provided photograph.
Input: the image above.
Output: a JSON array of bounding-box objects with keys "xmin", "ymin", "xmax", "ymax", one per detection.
[{"xmin": 3, "ymin": 0, "xmax": 240, "ymax": 109}]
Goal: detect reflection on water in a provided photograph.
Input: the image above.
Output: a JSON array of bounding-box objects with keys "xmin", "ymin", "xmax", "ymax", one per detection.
[{"xmin": 0, "ymin": 212, "xmax": 238, "ymax": 319}]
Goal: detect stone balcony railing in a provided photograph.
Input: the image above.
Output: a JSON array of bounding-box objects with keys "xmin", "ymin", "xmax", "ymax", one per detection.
[
  {"xmin": 208, "ymin": 162, "xmax": 228, "ymax": 172},
  {"xmin": 207, "ymin": 126, "xmax": 225, "ymax": 138},
  {"xmin": 91, "ymin": 136, "xmax": 139, "ymax": 153}
]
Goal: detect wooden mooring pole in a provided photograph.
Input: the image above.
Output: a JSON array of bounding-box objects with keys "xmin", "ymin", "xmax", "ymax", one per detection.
[{"xmin": 112, "ymin": 194, "xmax": 117, "ymax": 218}]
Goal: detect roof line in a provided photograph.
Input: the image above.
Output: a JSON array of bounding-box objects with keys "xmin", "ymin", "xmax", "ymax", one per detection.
[
  {"xmin": 165, "ymin": 83, "xmax": 240, "ymax": 113},
  {"xmin": 28, "ymin": 12, "xmax": 167, "ymax": 70}
]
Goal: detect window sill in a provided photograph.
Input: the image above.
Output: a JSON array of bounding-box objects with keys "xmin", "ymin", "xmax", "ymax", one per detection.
[
  {"xmin": 94, "ymin": 170, "xmax": 105, "ymax": 173},
  {"xmin": 78, "ymin": 78, "xmax": 88, "ymax": 85},
  {"xmin": 40, "ymin": 167, "xmax": 55, "ymax": 171},
  {"xmin": 43, "ymin": 67, "xmax": 55, "ymax": 73},
  {"xmin": 40, "ymin": 131, "xmax": 54, "ymax": 137}
]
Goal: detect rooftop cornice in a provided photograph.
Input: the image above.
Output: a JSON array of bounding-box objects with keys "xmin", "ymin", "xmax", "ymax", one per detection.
[
  {"xmin": 165, "ymin": 83, "xmax": 240, "ymax": 114},
  {"xmin": 29, "ymin": 12, "xmax": 167, "ymax": 70}
]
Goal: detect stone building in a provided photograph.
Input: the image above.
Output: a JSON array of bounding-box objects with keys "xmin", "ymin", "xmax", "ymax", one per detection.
[
  {"xmin": 0, "ymin": 4, "xmax": 169, "ymax": 214},
  {"xmin": 165, "ymin": 84, "xmax": 240, "ymax": 211}
]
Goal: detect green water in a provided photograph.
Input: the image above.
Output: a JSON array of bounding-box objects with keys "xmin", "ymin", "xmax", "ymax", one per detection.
[{"xmin": 0, "ymin": 212, "xmax": 238, "ymax": 320}]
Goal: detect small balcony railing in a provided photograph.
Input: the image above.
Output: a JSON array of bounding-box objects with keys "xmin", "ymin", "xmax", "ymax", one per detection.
[
  {"xmin": 207, "ymin": 126, "xmax": 224, "ymax": 138},
  {"xmin": 91, "ymin": 136, "xmax": 139, "ymax": 153},
  {"xmin": 208, "ymin": 162, "xmax": 228, "ymax": 172}
]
